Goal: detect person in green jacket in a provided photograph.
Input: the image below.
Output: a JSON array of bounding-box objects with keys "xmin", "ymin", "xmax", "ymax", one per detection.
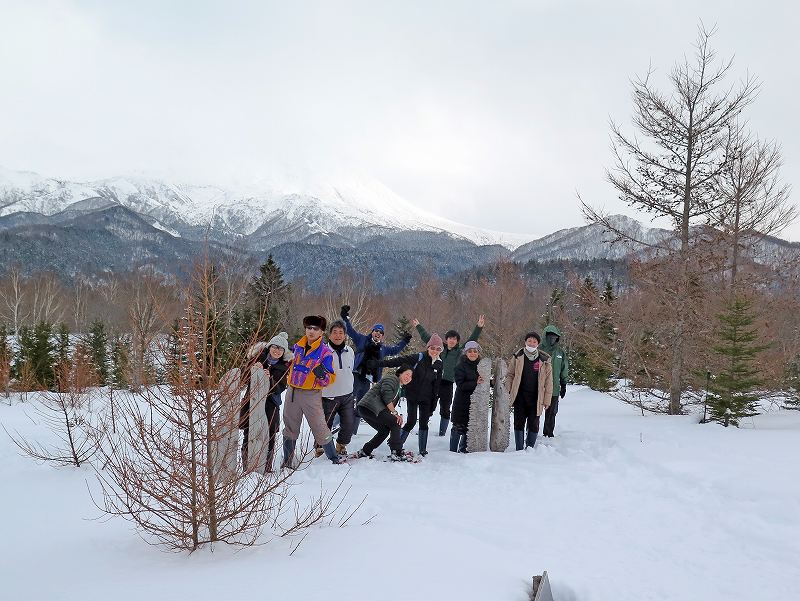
[
  {"xmin": 539, "ymin": 324, "xmax": 569, "ymax": 437},
  {"xmin": 412, "ymin": 314, "xmax": 484, "ymax": 436}
]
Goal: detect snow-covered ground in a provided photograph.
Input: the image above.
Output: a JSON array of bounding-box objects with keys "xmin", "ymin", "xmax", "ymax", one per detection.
[{"xmin": 1, "ymin": 387, "xmax": 798, "ymax": 601}]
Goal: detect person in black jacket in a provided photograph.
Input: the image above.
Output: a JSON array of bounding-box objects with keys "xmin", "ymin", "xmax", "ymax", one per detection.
[
  {"xmin": 240, "ymin": 332, "xmax": 292, "ymax": 471},
  {"xmin": 373, "ymin": 333, "xmax": 444, "ymax": 456},
  {"xmin": 450, "ymin": 341, "xmax": 483, "ymax": 453},
  {"xmin": 355, "ymin": 366, "xmax": 414, "ymax": 461}
]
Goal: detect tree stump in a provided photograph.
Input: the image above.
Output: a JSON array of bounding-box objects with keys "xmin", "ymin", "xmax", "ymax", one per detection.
[
  {"xmin": 246, "ymin": 364, "xmax": 271, "ymax": 474},
  {"xmin": 490, "ymin": 358, "xmax": 510, "ymax": 452},
  {"xmin": 466, "ymin": 358, "xmax": 491, "ymax": 452},
  {"xmin": 215, "ymin": 368, "xmax": 241, "ymax": 481}
]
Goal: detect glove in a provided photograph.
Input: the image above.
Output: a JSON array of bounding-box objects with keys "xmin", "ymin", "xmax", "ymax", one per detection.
[
  {"xmin": 402, "ymin": 331, "xmax": 412, "ymax": 343},
  {"xmin": 312, "ymin": 364, "xmax": 331, "ymax": 380},
  {"xmin": 340, "ymin": 305, "xmax": 351, "ymax": 319},
  {"xmin": 560, "ymin": 379, "xmax": 567, "ymax": 399}
]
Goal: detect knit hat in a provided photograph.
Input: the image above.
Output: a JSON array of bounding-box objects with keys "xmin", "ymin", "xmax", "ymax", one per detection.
[
  {"xmin": 267, "ymin": 331, "xmax": 289, "ymax": 351},
  {"xmin": 463, "ymin": 340, "xmax": 481, "ymax": 353},
  {"xmin": 372, "ymin": 323, "xmax": 385, "ymax": 333},
  {"xmin": 427, "ymin": 333, "xmax": 444, "ymax": 349},
  {"xmin": 303, "ymin": 315, "xmax": 327, "ymax": 330},
  {"xmin": 524, "ymin": 331, "xmax": 541, "ymax": 344}
]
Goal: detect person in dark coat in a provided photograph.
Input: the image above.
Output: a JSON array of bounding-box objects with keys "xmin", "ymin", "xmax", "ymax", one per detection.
[
  {"xmin": 355, "ymin": 366, "xmax": 414, "ymax": 461},
  {"xmin": 450, "ymin": 341, "xmax": 483, "ymax": 453},
  {"xmin": 412, "ymin": 315, "xmax": 484, "ymax": 436},
  {"xmin": 374, "ymin": 334, "xmax": 444, "ymax": 456},
  {"xmin": 240, "ymin": 331, "xmax": 292, "ymax": 471},
  {"xmin": 340, "ymin": 305, "xmax": 411, "ymax": 434}
]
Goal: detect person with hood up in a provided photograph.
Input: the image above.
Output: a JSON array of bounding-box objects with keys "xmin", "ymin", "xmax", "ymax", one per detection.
[
  {"xmin": 373, "ymin": 334, "xmax": 444, "ymax": 456},
  {"xmin": 539, "ymin": 324, "xmax": 569, "ymax": 437},
  {"xmin": 282, "ymin": 315, "xmax": 342, "ymax": 467},
  {"xmin": 450, "ymin": 341, "xmax": 484, "ymax": 453},
  {"xmin": 240, "ymin": 331, "xmax": 292, "ymax": 471},
  {"xmin": 505, "ymin": 332, "xmax": 553, "ymax": 450},
  {"xmin": 340, "ymin": 304, "xmax": 411, "ymax": 434},
  {"xmin": 354, "ymin": 365, "xmax": 414, "ymax": 461},
  {"xmin": 412, "ymin": 314, "xmax": 484, "ymax": 436}
]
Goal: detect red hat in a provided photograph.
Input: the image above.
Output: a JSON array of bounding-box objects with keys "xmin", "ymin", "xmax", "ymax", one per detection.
[{"xmin": 427, "ymin": 333, "xmax": 444, "ymax": 349}]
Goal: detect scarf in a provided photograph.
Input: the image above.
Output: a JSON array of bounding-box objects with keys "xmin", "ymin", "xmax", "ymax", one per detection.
[{"xmin": 523, "ymin": 347, "xmax": 539, "ymax": 361}]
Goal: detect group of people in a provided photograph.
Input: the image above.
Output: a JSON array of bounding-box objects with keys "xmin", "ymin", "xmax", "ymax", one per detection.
[{"xmin": 239, "ymin": 305, "xmax": 569, "ymax": 470}]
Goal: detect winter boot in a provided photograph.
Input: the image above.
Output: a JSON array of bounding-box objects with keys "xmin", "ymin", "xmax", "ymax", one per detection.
[
  {"xmin": 525, "ymin": 430, "xmax": 538, "ymax": 449},
  {"xmin": 418, "ymin": 429, "xmax": 429, "ymax": 456},
  {"xmin": 314, "ymin": 446, "xmax": 324, "ymax": 458},
  {"xmin": 389, "ymin": 450, "xmax": 410, "ymax": 462},
  {"xmin": 399, "ymin": 429, "xmax": 410, "ymax": 445},
  {"xmin": 438, "ymin": 417, "xmax": 450, "ymax": 437},
  {"xmin": 321, "ymin": 440, "xmax": 343, "ymax": 464},
  {"xmin": 356, "ymin": 449, "xmax": 373, "ymax": 459},
  {"xmin": 335, "ymin": 442, "xmax": 347, "ymax": 455},
  {"xmin": 458, "ymin": 432, "xmax": 468, "ymax": 453},
  {"xmin": 449, "ymin": 429, "xmax": 460, "ymax": 452},
  {"xmin": 281, "ymin": 438, "xmax": 297, "ymax": 469},
  {"xmin": 514, "ymin": 430, "xmax": 525, "ymax": 451}
]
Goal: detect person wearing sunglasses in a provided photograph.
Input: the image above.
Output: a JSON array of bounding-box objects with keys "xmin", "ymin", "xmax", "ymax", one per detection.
[
  {"xmin": 372, "ymin": 334, "xmax": 444, "ymax": 456},
  {"xmin": 282, "ymin": 315, "xmax": 341, "ymax": 467},
  {"xmin": 450, "ymin": 341, "xmax": 484, "ymax": 453}
]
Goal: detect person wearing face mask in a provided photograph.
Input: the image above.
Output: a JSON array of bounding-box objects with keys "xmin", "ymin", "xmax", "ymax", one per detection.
[
  {"xmin": 282, "ymin": 315, "xmax": 342, "ymax": 467},
  {"xmin": 373, "ymin": 334, "xmax": 444, "ymax": 456},
  {"xmin": 340, "ymin": 305, "xmax": 412, "ymax": 434},
  {"xmin": 539, "ymin": 325, "xmax": 569, "ymax": 437},
  {"xmin": 505, "ymin": 332, "xmax": 554, "ymax": 450},
  {"xmin": 318, "ymin": 320, "xmax": 355, "ymax": 456}
]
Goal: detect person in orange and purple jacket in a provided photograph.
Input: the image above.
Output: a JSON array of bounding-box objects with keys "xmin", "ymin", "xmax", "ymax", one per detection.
[{"xmin": 281, "ymin": 315, "xmax": 342, "ymax": 467}]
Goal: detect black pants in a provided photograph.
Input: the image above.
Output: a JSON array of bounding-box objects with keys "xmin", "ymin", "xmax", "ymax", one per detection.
[
  {"xmin": 513, "ymin": 399, "xmax": 540, "ymax": 436},
  {"xmin": 360, "ymin": 406, "xmax": 403, "ymax": 454},
  {"xmin": 322, "ymin": 393, "xmax": 354, "ymax": 445},
  {"xmin": 402, "ymin": 398, "xmax": 433, "ymax": 433},
  {"xmin": 432, "ymin": 380, "xmax": 454, "ymax": 420},
  {"xmin": 242, "ymin": 401, "xmax": 281, "ymax": 470},
  {"xmin": 543, "ymin": 396, "xmax": 559, "ymax": 436}
]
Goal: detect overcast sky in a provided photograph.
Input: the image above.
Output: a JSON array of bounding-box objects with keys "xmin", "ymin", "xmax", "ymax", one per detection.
[{"xmin": 1, "ymin": 0, "xmax": 798, "ymax": 240}]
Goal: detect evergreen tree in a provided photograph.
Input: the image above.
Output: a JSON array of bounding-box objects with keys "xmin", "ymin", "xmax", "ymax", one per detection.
[
  {"xmin": 394, "ymin": 315, "xmax": 417, "ymax": 353},
  {"xmin": 707, "ymin": 296, "xmax": 767, "ymax": 427},
  {"xmin": 784, "ymin": 357, "xmax": 800, "ymax": 411},
  {"xmin": 86, "ymin": 319, "xmax": 110, "ymax": 386},
  {"xmin": 231, "ymin": 254, "xmax": 291, "ymax": 351},
  {"xmin": 601, "ymin": 281, "xmax": 615, "ymax": 305},
  {"xmin": 17, "ymin": 321, "xmax": 56, "ymax": 388},
  {"xmin": 544, "ymin": 288, "xmax": 564, "ymax": 326}
]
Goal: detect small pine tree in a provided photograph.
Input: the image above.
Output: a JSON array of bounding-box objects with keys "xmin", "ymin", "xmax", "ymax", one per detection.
[
  {"xmin": 783, "ymin": 357, "xmax": 800, "ymax": 411},
  {"xmin": 544, "ymin": 288, "xmax": 564, "ymax": 326},
  {"xmin": 16, "ymin": 322, "xmax": 56, "ymax": 389},
  {"xmin": 707, "ymin": 296, "xmax": 767, "ymax": 427},
  {"xmin": 86, "ymin": 320, "xmax": 110, "ymax": 386},
  {"xmin": 54, "ymin": 323, "xmax": 71, "ymax": 390},
  {"xmin": 110, "ymin": 334, "xmax": 130, "ymax": 390},
  {"xmin": 601, "ymin": 281, "xmax": 615, "ymax": 305},
  {"xmin": 393, "ymin": 315, "xmax": 416, "ymax": 350}
]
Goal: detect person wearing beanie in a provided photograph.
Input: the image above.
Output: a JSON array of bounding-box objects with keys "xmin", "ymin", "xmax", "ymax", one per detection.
[
  {"xmin": 505, "ymin": 332, "xmax": 553, "ymax": 450},
  {"xmin": 339, "ymin": 304, "xmax": 412, "ymax": 435},
  {"xmin": 240, "ymin": 332, "xmax": 292, "ymax": 472},
  {"xmin": 412, "ymin": 314, "xmax": 484, "ymax": 437},
  {"xmin": 373, "ymin": 333, "xmax": 444, "ymax": 456},
  {"xmin": 318, "ymin": 320, "xmax": 355, "ymax": 456},
  {"xmin": 450, "ymin": 341, "xmax": 484, "ymax": 453},
  {"xmin": 282, "ymin": 315, "xmax": 342, "ymax": 467},
  {"xmin": 539, "ymin": 324, "xmax": 569, "ymax": 437}
]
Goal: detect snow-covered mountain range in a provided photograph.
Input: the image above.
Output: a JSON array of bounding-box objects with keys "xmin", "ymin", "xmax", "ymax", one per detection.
[{"xmin": 1, "ymin": 167, "xmax": 795, "ymax": 286}]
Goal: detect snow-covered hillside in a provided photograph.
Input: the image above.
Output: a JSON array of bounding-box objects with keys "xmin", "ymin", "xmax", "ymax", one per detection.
[
  {"xmin": 1, "ymin": 388, "xmax": 797, "ymax": 601},
  {"xmin": 0, "ymin": 167, "xmax": 531, "ymax": 249}
]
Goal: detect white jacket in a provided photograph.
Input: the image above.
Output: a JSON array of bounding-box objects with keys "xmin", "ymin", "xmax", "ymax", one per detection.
[{"xmin": 323, "ymin": 344, "xmax": 355, "ymax": 398}]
